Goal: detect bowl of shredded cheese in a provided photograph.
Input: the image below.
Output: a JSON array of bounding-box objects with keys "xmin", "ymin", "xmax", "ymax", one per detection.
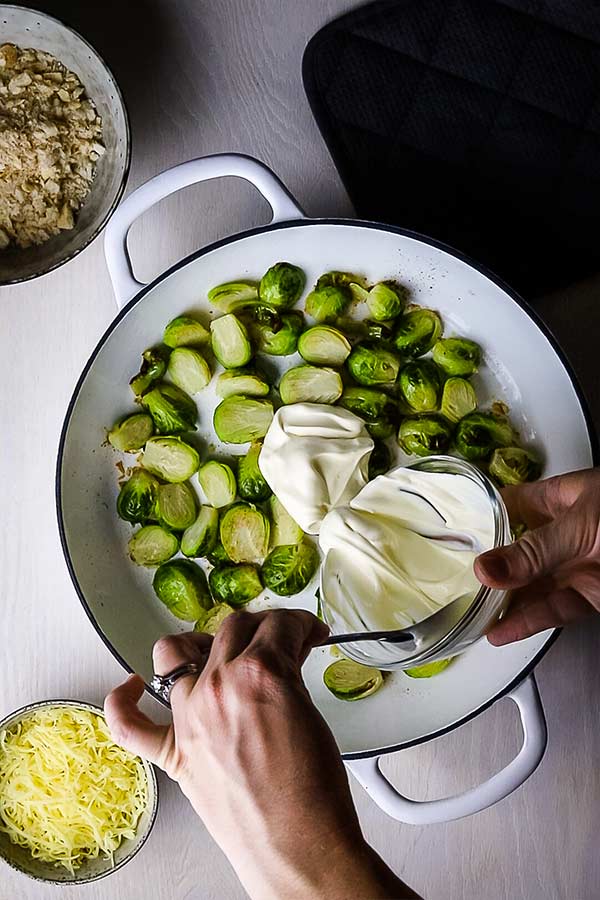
[{"xmin": 0, "ymin": 700, "xmax": 158, "ymax": 883}]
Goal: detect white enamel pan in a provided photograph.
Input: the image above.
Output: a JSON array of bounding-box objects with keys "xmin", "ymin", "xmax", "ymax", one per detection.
[{"xmin": 57, "ymin": 154, "xmax": 597, "ymax": 825}]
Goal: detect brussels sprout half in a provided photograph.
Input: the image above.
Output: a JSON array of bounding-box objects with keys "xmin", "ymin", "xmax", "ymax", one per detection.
[
  {"xmin": 156, "ymin": 481, "xmax": 198, "ymax": 531},
  {"xmin": 338, "ymin": 386, "xmax": 397, "ymax": 440},
  {"xmin": 454, "ymin": 412, "xmax": 515, "ymax": 461},
  {"xmin": 440, "ymin": 377, "xmax": 477, "ymax": 424},
  {"xmin": 194, "ymin": 602, "xmax": 235, "ymax": 634},
  {"xmin": 130, "ymin": 347, "xmax": 170, "ymax": 397},
  {"xmin": 198, "ymin": 461, "xmax": 237, "ymax": 508},
  {"xmin": 207, "ymin": 540, "xmax": 232, "ymax": 566},
  {"xmin": 142, "ymin": 437, "xmax": 200, "ymax": 483},
  {"xmin": 298, "ymin": 326, "xmax": 351, "ymax": 366},
  {"xmin": 216, "ymin": 369, "xmax": 270, "ymax": 399},
  {"xmin": 210, "ymin": 314, "xmax": 253, "ymax": 368},
  {"xmin": 207, "ymin": 281, "xmax": 259, "ymax": 312},
  {"xmin": 167, "ymin": 348, "xmax": 211, "ymax": 395},
  {"xmin": 405, "ymin": 658, "xmax": 454, "ymax": 678},
  {"xmin": 368, "ymin": 441, "xmax": 392, "ymax": 480},
  {"xmin": 237, "ymin": 443, "xmax": 271, "ymax": 503},
  {"xmin": 433, "ymin": 337, "xmax": 481, "ymax": 377},
  {"xmin": 347, "ymin": 344, "xmax": 400, "ymax": 386},
  {"xmin": 259, "ymin": 262, "xmax": 305, "ymax": 309},
  {"xmin": 209, "ymin": 564, "xmax": 263, "ymax": 607},
  {"xmin": 108, "ymin": 413, "xmax": 154, "ymax": 452},
  {"xmin": 398, "ymin": 360, "xmax": 442, "ymax": 413},
  {"xmin": 153, "ymin": 559, "xmax": 212, "ymax": 621},
  {"xmin": 163, "ymin": 315, "xmax": 209, "ymax": 348},
  {"xmin": 398, "ymin": 415, "xmax": 453, "ymax": 457},
  {"xmin": 261, "ymin": 541, "xmax": 319, "ymax": 596},
  {"xmin": 305, "ymin": 284, "xmax": 350, "ymax": 323},
  {"xmin": 213, "ymin": 397, "xmax": 274, "ymax": 444},
  {"xmin": 279, "ymin": 365, "xmax": 343, "ymax": 405},
  {"xmin": 489, "ymin": 447, "xmax": 542, "ymax": 485},
  {"xmin": 267, "ymin": 495, "xmax": 304, "ymax": 546},
  {"xmin": 366, "ymin": 281, "xmax": 407, "ymax": 321},
  {"xmin": 250, "ymin": 311, "xmax": 304, "ymax": 356},
  {"xmin": 117, "ymin": 469, "xmax": 161, "ymax": 524},
  {"xmin": 220, "ymin": 503, "xmax": 270, "ymax": 564},
  {"xmin": 323, "ymin": 659, "xmax": 383, "ymax": 701},
  {"xmin": 393, "ymin": 308, "xmax": 442, "ymax": 358},
  {"xmin": 142, "ymin": 382, "xmax": 198, "ymax": 434},
  {"xmin": 129, "ymin": 525, "xmax": 179, "ymax": 567},
  {"xmin": 181, "ymin": 505, "xmax": 219, "ymax": 558}
]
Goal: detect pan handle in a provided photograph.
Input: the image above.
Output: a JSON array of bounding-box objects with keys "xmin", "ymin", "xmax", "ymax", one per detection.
[
  {"xmin": 104, "ymin": 153, "xmax": 305, "ymax": 307},
  {"xmin": 345, "ymin": 674, "xmax": 547, "ymax": 825}
]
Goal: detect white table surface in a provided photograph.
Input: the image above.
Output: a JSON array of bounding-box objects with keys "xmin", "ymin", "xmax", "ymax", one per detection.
[{"xmin": 2, "ymin": 1, "xmax": 600, "ymax": 898}]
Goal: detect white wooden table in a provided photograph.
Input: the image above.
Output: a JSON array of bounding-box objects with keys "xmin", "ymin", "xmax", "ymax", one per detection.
[{"xmin": 2, "ymin": 1, "xmax": 600, "ymax": 897}]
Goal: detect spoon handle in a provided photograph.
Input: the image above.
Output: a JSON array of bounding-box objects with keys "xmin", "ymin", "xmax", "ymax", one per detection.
[{"xmin": 320, "ymin": 629, "xmax": 413, "ymax": 646}]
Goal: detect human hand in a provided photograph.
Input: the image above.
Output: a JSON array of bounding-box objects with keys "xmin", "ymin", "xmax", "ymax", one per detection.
[{"xmin": 475, "ymin": 469, "xmax": 600, "ymax": 645}]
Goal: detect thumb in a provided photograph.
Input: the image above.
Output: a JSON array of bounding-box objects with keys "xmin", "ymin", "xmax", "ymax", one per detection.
[{"xmin": 104, "ymin": 674, "xmax": 174, "ymax": 770}]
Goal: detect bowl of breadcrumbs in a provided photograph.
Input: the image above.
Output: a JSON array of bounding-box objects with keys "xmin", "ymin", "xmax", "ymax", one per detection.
[{"xmin": 0, "ymin": 6, "xmax": 130, "ymax": 285}]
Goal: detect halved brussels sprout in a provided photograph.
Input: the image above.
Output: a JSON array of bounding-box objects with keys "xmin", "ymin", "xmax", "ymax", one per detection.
[
  {"xmin": 364, "ymin": 320, "xmax": 396, "ymax": 343},
  {"xmin": 216, "ymin": 369, "xmax": 270, "ymax": 399},
  {"xmin": 213, "ymin": 397, "xmax": 274, "ymax": 444},
  {"xmin": 238, "ymin": 443, "xmax": 271, "ymax": 502},
  {"xmin": 167, "ymin": 348, "xmax": 211, "ymax": 395},
  {"xmin": 279, "ymin": 365, "xmax": 343, "ymax": 405},
  {"xmin": 108, "ymin": 413, "xmax": 154, "ymax": 452},
  {"xmin": 129, "ymin": 347, "xmax": 169, "ymax": 397},
  {"xmin": 454, "ymin": 412, "xmax": 515, "ymax": 461},
  {"xmin": 366, "ymin": 281, "xmax": 407, "ymax": 321},
  {"xmin": 156, "ymin": 481, "xmax": 198, "ymax": 531},
  {"xmin": 440, "ymin": 376, "xmax": 477, "ymax": 424},
  {"xmin": 323, "ymin": 659, "xmax": 383, "ymax": 701},
  {"xmin": 267, "ymin": 495, "xmax": 304, "ymax": 547},
  {"xmin": 181, "ymin": 505, "xmax": 219, "ymax": 558},
  {"xmin": 346, "ymin": 344, "xmax": 400, "ymax": 386},
  {"xmin": 152, "ymin": 559, "xmax": 211, "ymax": 621},
  {"xmin": 128, "ymin": 525, "xmax": 179, "ymax": 567},
  {"xmin": 398, "ymin": 415, "xmax": 453, "ymax": 456},
  {"xmin": 338, "ymin": 386, "xmax": 397, "ymax": 439},
  {"xmin": 305, "ymin": 284, "xmax": 350, "ymax": 323},
  {"xmin": 405, "ymin": 658, "xmax": 454, "ymax": 678},
  {"xmin": 433, "ymin": 337, "xmax": 481, "ymax": 377},
  {"xmin": 398, "ymin": 360, "xmax": 441, "ymax": 412},
  {"xmin": 393, "ymin": 308, "xmax": 442, "ymax": 357},
  {"xmin": 250, "ymin": 311, "xmax": 304, "ymax": 356},
  {"xmin": 210, "ymin": 314, "xmax": 253, "ymax": 369},
  {"xmin": 207, "ymin": 281, "xmax": 259, "ymax": 312},
  {"xmin": 142, "ymin": 437, "xmax": 200, "ymax": 482},
  {"xmin": 194, "ymin": 602, "xmax": 235, "ymax": 634},
  {"xmin": 209, "ymin": 564, "xmax": 263, "ymax": 607},
  {"xmin": 489, "ymin": 447, "xmax": 542, "ymax": 485},
  {"xmin": 207, "ymin": 540, "xmax": 232, "ymax": 566},
  {"xmin": 117, "ymin": 469, "xmax": 160, "ymax": 524},
  {"xmin": 163, "ymin": 315, "xmax": 209, "ymax": 348},
  {"xmin": 142, "ymin": 382, "xmax": 198, "ymax": 434},
  {"xmin": 259, "ymin": 262, "xmax": 305, "ymax": 309},
  {"xmin": 220, "ymin": 503, "xmax": 270, "ymax": 563},
  {"xmin": 198, "ymin": 460, "xmax": 237, "ymax": 508},
  {"xmin": 297, "ymin": 325, "xmax": 352, "ymax": 366},
  {"xmin": 261, "ymin": 541, "xmax": 319, "ymax": 596},
  {"xmin": 368, "ymin": 441, "xmax": 392, "ymax": 480}
]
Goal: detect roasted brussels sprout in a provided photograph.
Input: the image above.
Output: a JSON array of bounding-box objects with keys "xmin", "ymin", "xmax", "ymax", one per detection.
[
  {"xmin": 366, "ymin": 281, "xmax": 407, "ymax": 321},
  {"xmin": 338, "ymin": 386, "xmax": 397, "ymax": 440},
  {"xmin": 142, "ymin": 382, "xmax": 198, "ymax": 434},
  {"xmin": 305, "ymin": 272, "xmax": 358, "ymax": 322},
  {"xmin": 249, "ymin": 311, "xmax": 304, "ymax": 356},
  {"xmin": 108, "ymin": 413, "xmax": 154, "ymax": 452},
  {"xmin": 194, "ymin": 602, "xmax": 235, "ymax": 634},
  {"xmin": 363, "ymin": 320, "xmax": 396, "ymax": 344},
  {"xmin": 346, "ymin": 343, "xmax": 400, "ymax": 386},
  {"xmin": 267, "ymin": 495, "xmax": 304, "ymax": 546},
  {"xmin": 433, "ymin": 337, "xmax": 481, "ymax": 377},
  {"xmin": 454, "ymin": 412, "xmax": 515, "ymax": 461},
  {"xmin": 489, "ymin": 447, "xmax": 542, "ymax": 485},
  {"xmin": 198, "ymin": 460, "xmax": 237, "ymax": 508},
  {"xmin": 156, "ymin": 481, "xmax": 198, "ymax": 531},
  {"xmin": 259, "ymin": 262, "xmax": 305, "ymax": 309},
  {"xmin": 209, "ymin": 563, "xmax": 263, "ymax": 607},
  {"xmin": 163, "ymin": 315, "xmax": 209, "ymax": 348},
  {"xmin": 207, "ymin": 539, "xmax": 232, "ymax": 567},
  {"xmin": 323, "ymin": 659, "xmax": 383, "ymax": 701},
  {"xmin": 298, "ymin": 325, "xmax": 352, "ymax": 366},
  {"xmin": 279, "ymin": 365, "xmax": 343, "ymax": 405},
  {"xmin": 210, "ymin": 314, "xmax": 253, "ymax": 368},
  {"xmin": 129, "ymin": 347, "xmax": 169, "ymax": 397},
  {"xmin": 261, "ymin": 541, "xmax": 319, "ymax": 596},
  {"xmin": 213, "ymin": 396, "xmax": 274, "ymax": 444},
  {"xmin": 142, "ymin": 436, "xmax": 200, "ymax": 482},
  {"xmin": 220, "ymin": 503, "xmax": 270, "ymax": 563},
  {"xmin": 398, "ymin": 415, "xmax": 453, "ymax": 456},
  {"xmin": 440, "ymin": 376, "xmax": 477, "ymax": 424},
  {"xmin": 368, "ymin": 441, "xmax": 392, "ymax": 480},
  {"xmin": 181, "ymin": 505, "xmax": 219, "ymax": 557},
  {"xmin": 393, "ymin": 308, "xmax": 442, "ymax": 357},
  {"xmin": 207, "ymin": 281, "xmax": 259, "ymax": 312},
  {"xmin": 405, "ymin": 658, "xmax": 454, "ymax": 678},
  {"xmin": 152, "ymin": 559, "xmax": 211, "ymax": 620},
  {"xmin": 166, "ymin": 348, "xmax": 211, "ymax": 395},
  {"xmin": 398, "ymin": 360, "xmax": 442, "ymax": 412},
  {"xmin": 128, "ymin": 525, "xmax": 179, "ymax": 567},
  {"xmin": 216, "ymin": 369, "xmax": 270, "ymax": 399},
  {"xmin": 237, "ymin": 443, "xmax": 271, "ymax": 502},
  {"xmin": 117, "ymin": 469, "xmax": 160, "ymax": 524}
]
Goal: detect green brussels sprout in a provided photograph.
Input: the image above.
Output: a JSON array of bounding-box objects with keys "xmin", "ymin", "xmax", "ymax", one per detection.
[
  {"xmin": 216, "ymin": 369, "xmax": 270, "ymax": 399},
  {"xmin": 366, "ymin": 418, "xmax": 395, "ymax": 440},
  {"xmin": 207, "ymin": 281, "xmax": 259, "ymax": 312},
  {"xmin": 117, "ymin": 469, "xmax": 160, "ymax": 524},
  {"xmin": 489, "ymin": 447, "xmax": 542, "ymax": 486},
  {"xmin": 259, "ymin": 262, "xmax": 305, "ymax": 309},
  {"xmin": 194, "ymin": 602, "xmax": 235, "ymax": 634},
  {"xmin": 440, "ymin": 377, "xmax": 478, "ymax": 424},
  {"xmin": 404, "ymin": 658, "xmax": 454, "ymax": 678},
  {"xmin": 454, "ymin": 412, "xmax": 515, "ymax": 461},
  {"xmin": 249, "ymin": 310, "xmax": 304, "ymax": 356},
  {"xmin": 220, "ymin": 503, "xmax": 270, "ymax": 563},
  {"xmin": 368, "ymin": 441, "xmax": 392, "ymax": 480},
  {"xmin": 237, "ymin": 442, "xmax": 271, "ymax": 502},
  {"xmin": 297, "ymin": 325, "xmax": 352, "ymax": 366},
  {"xmin": 181, "ymin": 505, "xmax": 219, "ymax": 558},
  {"xmin": 323, "ymin": 659, "xmax": 383, "ymax": 701},
  {"xmin": 166, "ymin": 347, "xmax": 211, "ymax": 395},
  {"xmin": 393, "ymin": 308, "xmax": 442, "ymax": 357},
  {"xmin": 363, "ymin": 320, "xmax": 396, "ymax": 344},
  {"xmin": 213, "ymin": 396, "xmax": 274, "ymax": 444},
  {"xmin": 320, "ymin": 271, "xmax": 364, "ymax": 289},
  {"xmin": 142, "ymin": 382, "xmax": 198, "ymax": 434},
  {"xmin": 366, "ymin": 281, "xmax": 407, "ymax": 321},
  {"xmin": 398, "ymin": 415, "xmax": 453, "ymax": 456},
  {"xmin": 346, "ymin": 343, "xmax": 401, "ymax": 386},
  {"xmin": 156, "ymin": 481, "xmax": 198, "ymax": 531},
  {"xmin": 198, "ymin": 460, "xmax": 237, "ymax": 508},
  {"xmin": 108, "ymin": 413, "xmax": 154, "ymax": 452},
  {"xmin": 207, "ymin": 539, "xmax": 232, "ymax": 566},
  {"xmin": 142, "ymin": 436, "xmax": 200, "ymax": 482},
  {"xmin": 267, "ymin": 495, "xmax": 304, "ymax": 547},
  {"xmin": 129, "ymin": 347, "xmax": 170, "ymax": 397},
  {"xmin": 398, "ymin": 360, "xmax": 442, "ymax": 412},
  {"xmin": 210, "ymin": 314, "xmax": 253, "ymax": 368},
  {"xmin": 128, "ymin": 525, "xmax": 179, "ymax": 567},
  {"xmin": 338, "ymin": 386, "xmax": 397, "ymax": 440},
  {"xmin": 209, "ymin": 564, "xmax": 263, "ymax": 607},
  {"xmin": 305, "ymin": 284, "xmax": 350, "ymax": 323},
  {"xmin": 279, "ymin": 365, "xmax": 343, "ymax": 405},
  {"xmin": 163, "ymin": 315, "xmax": 209, "ymax": 348},
  {"xmin": 153, "ymin": 559, "xmax": 211, "ymax": 621},
  {"xmin": 433, "ymin": 337, "xmax": 481, "ymax": 377},
  {"xmin": 261, "ymin": 541, "xmax": 319, "ymax": 596}
]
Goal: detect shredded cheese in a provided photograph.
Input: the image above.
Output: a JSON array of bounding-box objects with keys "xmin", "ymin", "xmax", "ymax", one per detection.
[{"xmin": 0, "ymin": 706, "xmax": 148, "ymax": 874}]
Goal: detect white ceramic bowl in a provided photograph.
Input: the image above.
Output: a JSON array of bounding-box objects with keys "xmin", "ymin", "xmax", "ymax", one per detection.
[{"xmin": 0, "ymin": 6, "xmax": 130, "ymax": 285}]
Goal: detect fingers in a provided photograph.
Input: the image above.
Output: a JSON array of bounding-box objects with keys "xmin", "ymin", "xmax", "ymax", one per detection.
[
  {"xmin": 206, "ymin": 610, "xmax": 268, "ymax": 666},
  {"xmin": 487, "ymin": 587, "xmax": 593, "ymax": 645},
  {"xmin": 244, "ymin": 609, "xmax": 329, "ymax": 671},
  {"xmin": 153, "ymin": 631, "xmax": 213, "ymax": 702},
  {"xmin": 104, "ymin": 674, "xmax": 173, "ymax": 768},
  {"xmin": 501, "ymin": 471, "xmax": 589, "ymax": 528}
]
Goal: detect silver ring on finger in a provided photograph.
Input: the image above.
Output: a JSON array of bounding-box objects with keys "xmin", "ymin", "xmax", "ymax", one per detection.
[{"xmin": 150, "ymin": 662, "xmax": 202, "ymax": 704}]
